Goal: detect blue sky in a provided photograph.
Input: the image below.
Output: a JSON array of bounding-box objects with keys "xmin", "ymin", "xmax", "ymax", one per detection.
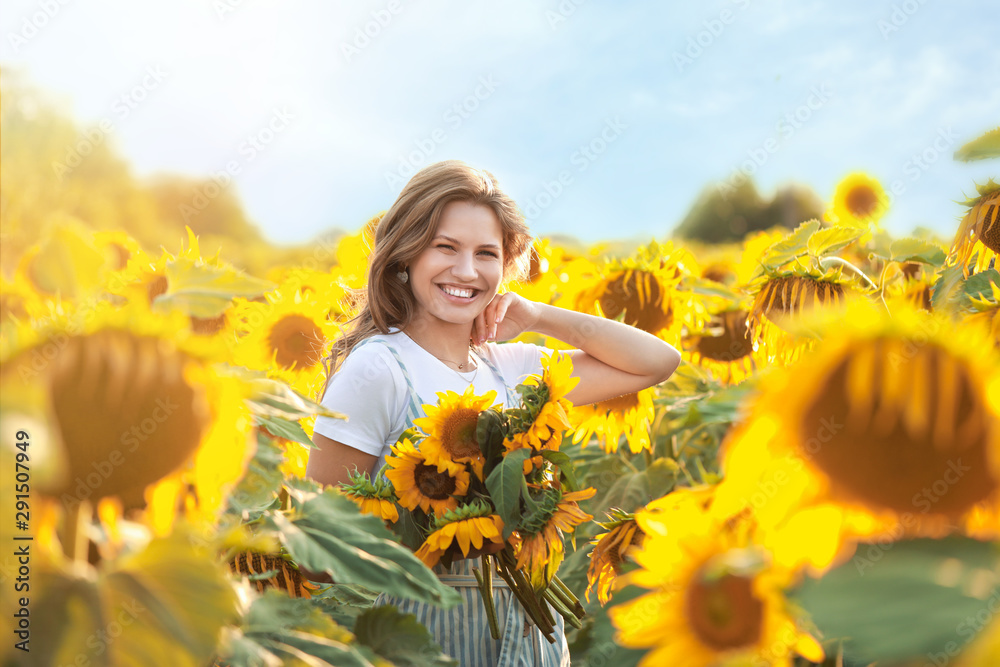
[{"xmin": 2, "ymin": 0, "xmax": 998, "ymax": 246}]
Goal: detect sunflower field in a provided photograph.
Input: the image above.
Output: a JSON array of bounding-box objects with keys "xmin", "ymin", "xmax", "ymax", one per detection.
[{"xmin": 2, "ymin": 79, "xmax": 1000, "ymax": 667}]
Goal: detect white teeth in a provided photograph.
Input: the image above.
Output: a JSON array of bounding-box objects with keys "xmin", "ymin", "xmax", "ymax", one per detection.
[{"xmin": 441, "ymin": 285, "xmax": 475, "ymax": 298}]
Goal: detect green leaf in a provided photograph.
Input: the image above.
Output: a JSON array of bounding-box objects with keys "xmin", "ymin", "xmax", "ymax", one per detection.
[
  {"xmin": 476, "ymin": 407, "xmax": 506, "ymax": 478},
  {"xmin": 485, "ymin": 448, "xmax": 533, "ymax": 539},
  {"xmin": 353, "ymin": 606, "xmax": 457, "ymax": 667},
  {"xmin": 247, "ymin": 377, "xmax": 346, "ymax": 420},
  {"xmin": 760, "ymin": 220, "xmax": 820, "ymax": 269},
  {"xmin": 807, "ymin": 226, "xmax": 864, "ymax": 257},
  {"xmin": 931, "ymin": 263, "xmax": 967, "ymax": 314},
  {"xmin": 257, "ymin": 415, "xmax": 315, "ymax": 447},
  {"xmin": 226, "ymin": 434, "xmax": 285, "ymax": 517},
  {"xmin": 954, "ymin": 126, "xmax": 1000, "ymax": 162},
  {"xmin": 268, "ymin": 489, "xmax": 461, "ymax": 608},
  {"xmin": 889, "ymin": 237, "xmax": 947, "ymax": 266},
  {"xmin": 795, "ymin": 537, "xmax": 1000, "ymax": 663},
  {"xmin": 571, "ymin": 583, "xmax": 647, "ymax": 667},
  {"xmin": 539, "ymin": 449, "xmax": 580, "ymax": 492},
  {"xmin": 152, "ymin": 258, "xmax": 274, "ymax": 318},
  {"xmin": 27, "ymin": 530, "xmax": 237, "ymax": 667},
  {"xmin": 272, "ymin": 631, "xmax": 379, "ymax": 667},
  {"xmin": 960, "ymin": 268, "xmax": 1000, "ymax": 307}
]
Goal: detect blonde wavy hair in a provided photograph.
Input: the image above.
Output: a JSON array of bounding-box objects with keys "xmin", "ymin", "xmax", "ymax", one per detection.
[{"xmin": 322, "ymin": 160, "xmax": 533, "ymax": 391}]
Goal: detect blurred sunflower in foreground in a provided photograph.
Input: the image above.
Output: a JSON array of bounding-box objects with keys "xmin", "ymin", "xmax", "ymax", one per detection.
[
  {"xmin": 713, "ymin": 300, "xmax": 1000, "ymax": 573},
  {"xmin": 610, "ymin": 488, "xmax": 824, "ymax": 667},
  {"xmin": 952, "ymin": 180, "xmax": 1000, "ymax": 276},
  {"xmin": 0, "ymin": 301, "xmax": 254, "ymax": 549}
]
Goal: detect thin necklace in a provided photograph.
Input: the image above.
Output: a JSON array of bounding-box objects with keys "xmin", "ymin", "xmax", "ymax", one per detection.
[{"xmin": 430, "ymin": 350, "xmax": 480, "ymax": 384}]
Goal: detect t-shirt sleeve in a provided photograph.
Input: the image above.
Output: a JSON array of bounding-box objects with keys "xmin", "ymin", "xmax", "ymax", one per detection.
[
  {"xmin": 313, "ymin": 343, "xmax": 407, "ymax": 457},
  {"xmin": 489, "ymin": 340, "xmax": 545, "ymax": 386}
]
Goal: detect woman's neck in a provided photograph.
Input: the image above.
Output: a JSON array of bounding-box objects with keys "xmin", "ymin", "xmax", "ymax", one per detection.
[{"xmin": 402, "ymin": 317, "xmax": 475, "ymax": 365}]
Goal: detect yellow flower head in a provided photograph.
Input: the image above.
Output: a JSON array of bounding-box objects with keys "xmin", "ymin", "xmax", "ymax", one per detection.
[
  {"xmin": 413, "ymin": 385, "xmax": 499, "ymax": 479},
  {"xmin": 512, "ymin": 486, "xmax": 595, "ymax": 588},
  {"xmin": 385, "ymin": 438, "xmax": 470, "ymax": 515},
  {"xmin": 414, "ymin": 500, "xmax": 505, "ymax": 568},
  {"xmin": 571, "ymin": 387, "xmax": 656, "ymax": 454},
  {"xmin": 610, "ymin": 496, "xmax": 824, "ymax": 667},
  {"xmin": 682, "ymin": 309, "xmax": 760, "ymax": 385},
  {"xmin": 950, "ymin": 180, "xmax": 1000, "ymax": 276},
  {"xmin": 713, "ymin": 300, "xmax": 1000, "ymax": 573},
  {"xmin": 827, "ymin": 172, "xmax": 889, "ymax": 229},
  {"xmin": 504, "ymin": 352, "xmax": 579, "ymax": 455},
  {"xmin": 587, "ymin": 509, "xmax": 644, "ymax": 604},
  {"xmin": 340, "ymin": 471, "xmax": 399, "ymax": 523}
]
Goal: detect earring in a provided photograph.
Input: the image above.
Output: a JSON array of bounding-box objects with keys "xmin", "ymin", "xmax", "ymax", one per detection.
[{"xmin": 396, "ymin": 269, "xmax": 408, "ymax": 284}]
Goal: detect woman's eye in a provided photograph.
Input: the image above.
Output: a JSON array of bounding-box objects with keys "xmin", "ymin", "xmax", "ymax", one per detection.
[
  {"xmin": 437, "ymin": 244, "xmax": 455, "ymax": 251},
  {"xmin": 479, "ymin": 250, "xmax": 499, "ymax": 258}
]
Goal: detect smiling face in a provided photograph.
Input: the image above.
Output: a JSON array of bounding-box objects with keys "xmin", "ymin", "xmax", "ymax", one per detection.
[{"xmin": 406, "ymin": 200, "xmax": 504, "ymax": 333}]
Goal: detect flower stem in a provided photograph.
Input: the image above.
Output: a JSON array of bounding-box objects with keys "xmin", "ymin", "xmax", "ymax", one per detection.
[
  {"xmin": 474, "ymin": 555, "xmax": 501, "ymax": 640},
  {"xmin": 63, "ymin": 499, "xmax": 92, "ymax": 563}
]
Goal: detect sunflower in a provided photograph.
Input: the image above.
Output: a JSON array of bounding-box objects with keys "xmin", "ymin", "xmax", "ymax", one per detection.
[
  {"xmin": 0, "ymin": 300, "xmax": 252, "ymax": 539},
  {"xmin": 827, "ymin": 172, "xmax": 889, "ymax": 229},
  {"xmin": 712, "ymin": 300, "xmax": 1000, "ymax": 573},
  {"xmin": 504, "ymin": 352, "xmax": 579, "ymax": 455},
  {"xmin": 414, "ymin": 500, "xmax": 505, "ymax": 568},
  {"xmin": 231, "ymin": 290, "xmax": 337, "ymax": 397},
  {"xmin": 747, "ymin": 266, "xmax": 864, "ymax": 363},
  {"xmin": 574, "ymin": 241, "xmax": 693, "ymax": 338},
  {"xmin": 682, "ymin": 309, "xmax": 760, "ymax": 385},
  {"xmin": 385, "ymin": 438, "xmax": 471, "ymax": 515},
  {"xmin": 587, "ymin": 509, "xmax": 644, "ymax": 604},
  {"xmin": 951, "ymin": 180, "xmax": 1000, "ymax": 276},
  {"xmin": 340, "ymin": 470, "xmax": 399, "ymax": 523},
  {"xmin": 610, "ymin": 500, "xmax": 824, "ymax": 667},
  {"xmin": 571, "ymin": 387, "xmax": 655, "ymax": 454},
  {"xmin": 512, "ymin": 486, "xmax": 595, "ymax": 588},
  {"xmin": 413, "ymin": 385, "xmax": 499, "ymax": 479}
]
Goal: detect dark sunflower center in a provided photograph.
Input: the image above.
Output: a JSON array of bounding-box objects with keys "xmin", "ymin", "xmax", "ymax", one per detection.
[
  {"xmin": 268, "ymin": 314, "xmax": 325, "ymax": 369},
  {"xmin": 190, "ymin": 313, "xmax": 228, "ymax": 335},
  {"xmin": 801, "ymin": 338, "xmax": 996, "ymax": 516},
  {"xmin": 758, "ymin": 276, "xmax": 844, "ymax": 327},
  {"xmin": 845, "ymin": 184, "xmax": 879, "ymax": 218},
  {"xmin": 599, "ymin": 270, "xmax": 674, "ymax": 333},
  {"xmin": 413, "ymin": 464, "xmax": 457, "ymax": 500},
  {"xmin": 686, "ymin": 571, "xmax": 764, "ymax": 650},
  {"xmin": 694, "ymin": 310, "xmax": 754, "ymax": 362},
  {"xmin": 440, "ymin": 408, "xmax": 481, "ymax": 460},
  {"xmin": 974, "ymin": 193, "xmax": 1000, "ymax": 253},
  {"xmin": 45, "ymin": 330, "xmax": 210, "ymax": 505}
]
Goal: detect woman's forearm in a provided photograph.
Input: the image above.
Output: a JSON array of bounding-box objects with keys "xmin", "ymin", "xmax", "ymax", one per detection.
[{"xmin": 530, "ymin": 303, "xmax": 680, "ymax": 382}]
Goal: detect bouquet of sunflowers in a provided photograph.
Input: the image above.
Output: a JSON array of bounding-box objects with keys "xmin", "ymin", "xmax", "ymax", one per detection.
[{"xmin": 339, "ymin": 352, "xmax": 593, "ymax": 642}]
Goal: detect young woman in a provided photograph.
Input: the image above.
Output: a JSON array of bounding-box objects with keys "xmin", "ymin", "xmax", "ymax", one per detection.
[{"xmin": 307, "ymin": 160, "xmax": 680, "ymax": 666}]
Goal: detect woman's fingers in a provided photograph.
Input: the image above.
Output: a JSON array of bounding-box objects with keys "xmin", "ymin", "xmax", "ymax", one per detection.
[{"xmin": 491, "ymin": 294, "xmax": 513, "ymax": 340}]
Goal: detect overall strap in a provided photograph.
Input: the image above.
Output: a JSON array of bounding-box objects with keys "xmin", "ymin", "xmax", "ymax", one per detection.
[
  {"xmin": 355, "ymin": 336, "xmax": 425, "ymax": 423},
  {"xmin": 476, "ymin": 350, "xmax": 521, "ymax": 408}
]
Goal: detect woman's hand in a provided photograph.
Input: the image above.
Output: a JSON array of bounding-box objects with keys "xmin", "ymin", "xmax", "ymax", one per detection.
[{"xmin": 472, "ymin": 292, "xmax": 540, "ymax": 344}]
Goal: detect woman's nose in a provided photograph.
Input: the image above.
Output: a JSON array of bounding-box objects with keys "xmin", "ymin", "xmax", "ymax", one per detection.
[{"xmin": 451, "ymin": 251, "xmax": 477, "ymax": 280}]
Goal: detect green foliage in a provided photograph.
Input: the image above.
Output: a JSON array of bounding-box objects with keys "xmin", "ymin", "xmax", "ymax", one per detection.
[
  {"xmin": 485, "ymin": 448, "xmax": 534, "ymax": 539},
  {"xmin": 795, "ymin": 537, "xmax": 1000, "ymax": 664},
  {"xmin": 265, "ymin": 486, "xmax": 462, "ymax": 608},
  {"xmin": 886, "ymin": 237, "xmax": 947, "ymax": 266},
  {"xmin": 226, "ymin": 433, "xmax": 286, "ymax": 517},
  {"xmin": 150, "ymin": 256, "xmax": 274, "ymax": 318},
  {"xmin": 674, "ymin": 179, "xmax": 823, "ymax": 243},
  {"xmin": 16, "ymin": 531, "xmax": 236, "ymax": 667},
  {"xmin": 954, "ymin": 126, "xmax": 1000, "ymax": 162}
]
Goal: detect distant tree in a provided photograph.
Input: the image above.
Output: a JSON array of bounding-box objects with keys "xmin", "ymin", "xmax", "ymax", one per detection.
[
  {"xmin": 147, "ymin": 176, "xmax": 264, "ymax": 243},
  {"xmin": 673, "ymin": 179, "xmax": 823, "ymax": 243}
]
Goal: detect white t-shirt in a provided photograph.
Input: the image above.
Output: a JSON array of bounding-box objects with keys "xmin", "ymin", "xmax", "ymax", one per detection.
[{"xmin": 313, "ymin": 329, "xmax": 545, "ymax": 474}]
